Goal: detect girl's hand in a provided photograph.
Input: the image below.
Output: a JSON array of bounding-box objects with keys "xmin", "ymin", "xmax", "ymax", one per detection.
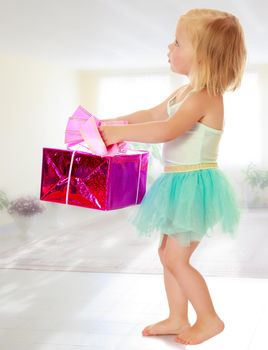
[{"xmin": 98, "ymin": 125, "xmax": 121, "ymax": 147}]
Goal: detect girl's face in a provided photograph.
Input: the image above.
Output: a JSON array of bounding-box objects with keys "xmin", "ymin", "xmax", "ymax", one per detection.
[{"xmin": 168, "ymin": 21, "xmax": 194, "ymax": 76}]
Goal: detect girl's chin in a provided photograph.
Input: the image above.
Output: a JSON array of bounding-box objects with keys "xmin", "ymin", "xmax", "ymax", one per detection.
[{"xmin": 169, "ymin": 65, "xmax": 185, "ymax": 75}]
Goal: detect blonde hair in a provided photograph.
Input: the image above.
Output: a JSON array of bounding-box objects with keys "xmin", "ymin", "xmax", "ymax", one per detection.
[{"xmin": 180, "ymin": 8, "xmax": 247, "ymax": 95}]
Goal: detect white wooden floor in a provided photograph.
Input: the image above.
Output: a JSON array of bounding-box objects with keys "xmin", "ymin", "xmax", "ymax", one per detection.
[
  {"xmin": 0, "ymin": 205, "xmax": 268, "ymax": 349},
  {"xmin": 0, "ymin": 270, "xmax": 268, "ymax": 350}
]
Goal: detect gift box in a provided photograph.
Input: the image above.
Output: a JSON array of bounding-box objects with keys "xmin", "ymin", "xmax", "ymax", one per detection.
[{"xmin": 40, "ymin": 106, "xmax": 149, "ymax": 210}]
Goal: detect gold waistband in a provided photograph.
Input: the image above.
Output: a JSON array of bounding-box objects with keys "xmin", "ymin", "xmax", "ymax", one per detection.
[{"xmin": 164, "ymin": 162, "xmax": 218, "ymax": 173}]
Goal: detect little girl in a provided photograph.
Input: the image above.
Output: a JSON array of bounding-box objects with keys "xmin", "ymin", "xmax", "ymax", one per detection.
[{"xmin": 99, "ymin": 8, "xmax": 246, "ymax": 345}]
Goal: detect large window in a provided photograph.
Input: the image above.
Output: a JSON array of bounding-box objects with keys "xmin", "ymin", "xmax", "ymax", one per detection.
[{"xmin": 97, "ymin": 73, "xmax": 172, "ymax": 117}]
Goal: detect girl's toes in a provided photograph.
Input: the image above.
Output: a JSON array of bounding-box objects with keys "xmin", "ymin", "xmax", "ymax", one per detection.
[
  {"xmin": 175, "ymin": 336, "xmax": 184, "ymax": 343},
  {"xmin": 176, "ymin": 336, "xmax": 188, "ymax": 345},
  {"xmin": 142, "ymin": 325, "xmax": 153, "ymax": 336}
]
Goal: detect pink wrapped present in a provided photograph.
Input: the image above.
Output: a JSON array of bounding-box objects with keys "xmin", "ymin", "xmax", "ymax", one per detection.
[
  {"xmin": 40, "ymin": 106, "xmax": 149, "ymax": 210},
  {"xmin": 40, "ymin": 147, "xmax": 149, "ymax": 210}
]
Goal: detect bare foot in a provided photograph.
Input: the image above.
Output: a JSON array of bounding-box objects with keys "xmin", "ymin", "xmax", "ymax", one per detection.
[
  {"xmin": 142, "ymin": 318, "xmax": 191, "ymax": 336},
  {"xmin": 175, "ymin": 315, "xmax": 225, "ymax": 345}
]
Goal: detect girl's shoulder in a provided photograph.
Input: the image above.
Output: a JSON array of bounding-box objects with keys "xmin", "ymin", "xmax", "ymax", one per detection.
[
  {"xmin": 177, "ymin": 87, "xmax": 224, "ymax": 130},
  {"xmin": 172, "ymin": 85, "xmax": 223, "ymax": 113},
  {"xmin": 187, "ymin": 88, "xmax": 223, "ymax": 110}
]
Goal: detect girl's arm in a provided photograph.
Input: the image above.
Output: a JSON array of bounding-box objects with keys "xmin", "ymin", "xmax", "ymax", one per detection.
[
  {"xmin": 100, "ymin": 90, "xmax": 206, "ymax": 145},
  {"xmin": 112, "ymin": 120, "xmax": 170, "ymax": 143},
  {"xmin": 103, "ymin": 110, "xmax": 154, "ymax": 124},
  {"xmin": 102, "ymin": 88, "xmax": 183, "ymax": 124}
]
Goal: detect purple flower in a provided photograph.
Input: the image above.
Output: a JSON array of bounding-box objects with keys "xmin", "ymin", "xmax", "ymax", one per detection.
[{"xmin": 8, "ymin": 196, "xmax": 46, "ymax": 217}]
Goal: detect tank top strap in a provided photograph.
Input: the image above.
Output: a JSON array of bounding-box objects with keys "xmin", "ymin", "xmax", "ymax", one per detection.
[
  {"xmin": 178, "ymin": 85, "xmax": 194, "ymax": 103},
  {"xmin": 169, "ymin": 85, "xmax": 194, "ymax": 108}
]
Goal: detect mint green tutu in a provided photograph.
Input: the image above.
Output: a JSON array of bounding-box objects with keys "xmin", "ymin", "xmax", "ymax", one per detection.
[{"xmin": 128, "ymin": 168, "xmax": 241, "ymax": 247}]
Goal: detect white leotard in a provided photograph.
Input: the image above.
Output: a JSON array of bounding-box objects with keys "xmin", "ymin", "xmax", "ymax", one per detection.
[{"xmin": 162, "ymin": 94, "xmax": 223, "ymax": 166}]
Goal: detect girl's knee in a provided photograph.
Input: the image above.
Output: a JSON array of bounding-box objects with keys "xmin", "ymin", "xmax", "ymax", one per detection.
[
  {"xmin": 163, "ymin": 235, "xmax": 196, "ymax": 268},
  {"xmin": 158, "ymin": 234, "xmax": 193, "ymax": 269},
  {"xmin": 164, "ymin": 254, "xmax": 189, "ymax": 272}
]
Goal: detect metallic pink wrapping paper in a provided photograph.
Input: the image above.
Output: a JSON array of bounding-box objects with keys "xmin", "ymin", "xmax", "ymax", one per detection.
[{"xmin": 40, "ymin": 147, "xmax": 149, "ymax": 210}]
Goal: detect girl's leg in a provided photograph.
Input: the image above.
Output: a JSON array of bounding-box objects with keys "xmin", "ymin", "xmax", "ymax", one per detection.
[
  {"xmin": 142, "ymin": 234, "xmax": 198, "ymax": 336},
  {"xmin": 163, "ymin": 235, "xmax": 224, "ymax": 345}
]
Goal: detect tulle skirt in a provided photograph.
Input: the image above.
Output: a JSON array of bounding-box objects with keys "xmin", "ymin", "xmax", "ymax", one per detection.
[{"xmin": 127, "ymin": 168, "xmax": 241, "ymax": 247}]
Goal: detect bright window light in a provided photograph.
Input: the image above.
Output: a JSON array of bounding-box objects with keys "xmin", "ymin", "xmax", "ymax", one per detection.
[
  {"xmin": 220, "ymin": 71, "xmax": 261, "ymax": 167},
  {"xmin": 97, "ymin": 74, "xmax": 172, "ymax": 117}
]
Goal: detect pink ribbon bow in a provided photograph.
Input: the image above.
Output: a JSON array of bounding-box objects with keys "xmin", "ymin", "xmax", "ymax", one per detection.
[{"xmin": 64, "ymin": 105, "xmax": 128, "ymax": 156}]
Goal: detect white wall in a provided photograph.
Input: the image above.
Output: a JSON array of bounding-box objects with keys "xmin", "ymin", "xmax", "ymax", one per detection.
[{"xmin": 0, "ymin": 53, "xmax": 80, "ymax": 198}]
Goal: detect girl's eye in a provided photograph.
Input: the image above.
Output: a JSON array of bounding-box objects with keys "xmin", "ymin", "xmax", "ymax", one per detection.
[{"xmin": 175, "ymin": 40, "xmax": 179, "ymax": 47}]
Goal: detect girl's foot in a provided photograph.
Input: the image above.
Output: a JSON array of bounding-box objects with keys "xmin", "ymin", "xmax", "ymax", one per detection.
[
  {"xmin": 175, "ymin": 315, "xmax": 225, "ymax": 345},
  {"xmin": 142, "ymin": 317, "xmax": 191, "ymax": 336}
]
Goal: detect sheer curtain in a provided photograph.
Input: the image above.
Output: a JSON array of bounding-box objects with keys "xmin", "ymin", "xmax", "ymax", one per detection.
[{"xmin": 219, "ymin": 70, "xmax": 264, "ymax": 208}]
